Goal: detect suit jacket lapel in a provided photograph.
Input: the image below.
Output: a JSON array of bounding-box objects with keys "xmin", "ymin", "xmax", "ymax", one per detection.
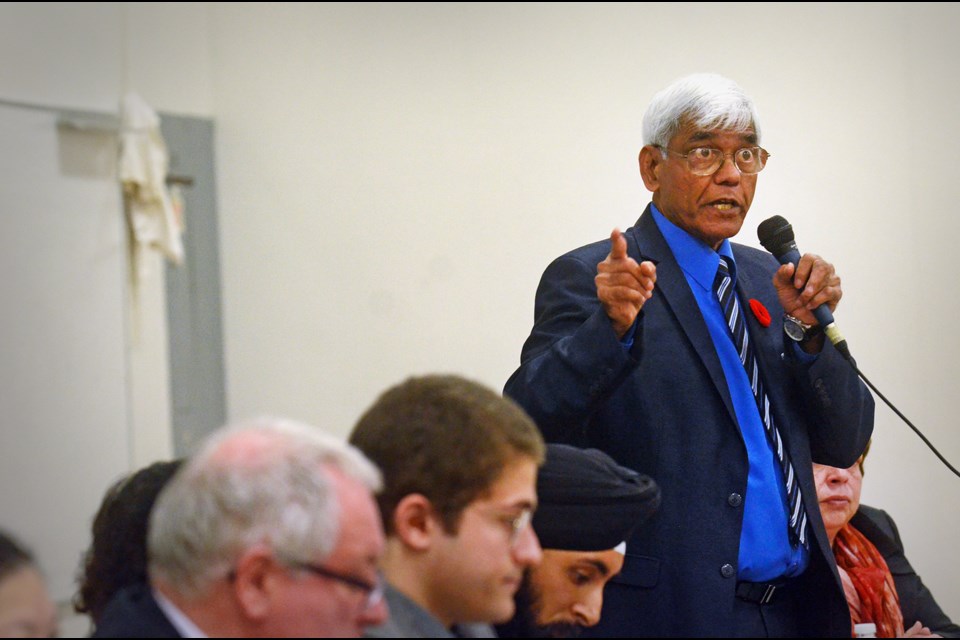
[{"xmin": 628, "ymin": 207, "xmax": 739, "ymax": 429}]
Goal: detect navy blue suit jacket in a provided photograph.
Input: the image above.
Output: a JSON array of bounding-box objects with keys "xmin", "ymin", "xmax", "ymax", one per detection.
[
  {"xmin": 505, "ymin": 206, "xmax": 874, "ymax": 637},
  {"xmin": 91, "ymin": 584, "xmax": 180, "ymax": 638}
]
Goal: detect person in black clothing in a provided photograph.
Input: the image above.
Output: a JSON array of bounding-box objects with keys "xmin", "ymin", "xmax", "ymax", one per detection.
[{"xmin": 74, "ymin": 459, "xmax": 183, "ymax": 630}]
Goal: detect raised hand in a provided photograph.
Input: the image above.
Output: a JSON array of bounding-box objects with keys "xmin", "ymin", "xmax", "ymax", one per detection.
[{"xmin": 595, "ymin": 228, "xmax": 657, "ymax": 339}]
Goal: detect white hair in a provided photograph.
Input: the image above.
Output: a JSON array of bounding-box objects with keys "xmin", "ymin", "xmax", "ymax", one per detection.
[
  {"xmin": 642, "ymin": 73, "xmax": 761, "ymax": 150},
  {"xmin": 147, "ymin": 417, "xmax": 381, "ymax": 597}
]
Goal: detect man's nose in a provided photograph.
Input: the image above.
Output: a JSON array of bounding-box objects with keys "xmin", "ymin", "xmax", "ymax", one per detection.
[
  {"xmin": 712, "ymin": 153, "xmax": 742, "ymax": 184},
  {"xmin": 512, "ymin": 522, "xmax": 543, "ymax": 567},
  {"xmin": 572, "ymin": 589, "xmax": 604, "ymax": 627}
]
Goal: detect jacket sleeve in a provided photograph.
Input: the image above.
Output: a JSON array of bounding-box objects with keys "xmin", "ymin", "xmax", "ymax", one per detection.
[
  {"xmin": 504, "ymin": 252, "xmax": 641, "ymax": 443},
  {"xmin": 789, "ymin": 338, "xmax": 875, "ymax": 470}
]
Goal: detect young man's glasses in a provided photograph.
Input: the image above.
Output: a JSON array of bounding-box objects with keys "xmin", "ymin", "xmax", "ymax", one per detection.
[{"xmin": 482, "ymin": 507, "xmax": 534, "ymax": 548}]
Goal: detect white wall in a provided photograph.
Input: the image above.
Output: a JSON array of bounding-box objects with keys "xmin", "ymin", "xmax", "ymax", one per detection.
[
  {"xmin": 0, "ymin": 2, "xmax": 215, "ymax": 456},
  {"xmin": 1, "ymin": 0, "xmax": 957, "ymax": 627},
  {"xmin": 0, "ymin": 2, "xmax": 213, "ymax": 633},
  {"xmin": 0, "ymin": 106, "xmax": 130, "ymax": 637},
  {"xmin": 210, "ymin": 2, "xmax": 960, "ymax": 615},
  {"xmin": 0, "ymin": 1, "xmax": 215, "ymax": 465}
]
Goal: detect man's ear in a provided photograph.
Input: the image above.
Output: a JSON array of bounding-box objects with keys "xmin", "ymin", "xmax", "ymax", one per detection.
[
  {"xmin": 231, "ymin": 545, "xmax": 276, "ymax": 622},
  {"xmin": 639, "ymin": 145, "xmax": 663, "ymax": 193},
  {"xmin": 392, "ymin": 493, "xmax": 441, "ymax": 552}
]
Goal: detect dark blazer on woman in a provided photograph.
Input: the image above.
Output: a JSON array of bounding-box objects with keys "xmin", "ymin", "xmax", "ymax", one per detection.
[{"xmin": 852, "ymin": 505, "xmax": 959, "ymax": 637}]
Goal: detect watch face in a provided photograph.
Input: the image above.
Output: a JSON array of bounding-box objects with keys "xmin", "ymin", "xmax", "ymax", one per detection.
[{"xmin": 784, "ymin": 317, "xmax": 806, "ymax": 341}]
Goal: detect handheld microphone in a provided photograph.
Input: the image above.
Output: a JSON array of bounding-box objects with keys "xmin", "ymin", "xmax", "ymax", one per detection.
[{"xmin": 757, "ymin": 215, "xmax": 851, "ymax": 361}]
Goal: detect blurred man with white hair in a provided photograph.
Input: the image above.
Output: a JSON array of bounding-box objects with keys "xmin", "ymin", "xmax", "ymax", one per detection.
[{"xmin": 93, "ymin": 417, "xmax": 388, "ymax": 638}]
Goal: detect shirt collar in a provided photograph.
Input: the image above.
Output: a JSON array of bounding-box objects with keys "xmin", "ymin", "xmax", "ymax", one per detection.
[
  {"xmin": 153, "ymin": 588, "xmax": 209, "ymax": 638},
  {"xmin": 650, "ymin": 203, "xmax": 735, "ymax": 291}
]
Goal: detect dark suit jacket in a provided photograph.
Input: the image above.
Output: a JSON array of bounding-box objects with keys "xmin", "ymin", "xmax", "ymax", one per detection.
[
  {"xmin": 505, "ymin": 206, "xmax": 874, "ymax": 637},
  {"xmin": 91, "ymin": 584, "xmax": 180, "ymax": 638},
  {"xmin": 852, "ymin": 505, "xmax": 960, "ymax": 637}
]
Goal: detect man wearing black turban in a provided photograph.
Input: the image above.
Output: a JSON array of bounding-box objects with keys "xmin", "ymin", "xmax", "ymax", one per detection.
[{"xmin": 496, "ymin": 444, "xmax": 659, "ymax": 638}]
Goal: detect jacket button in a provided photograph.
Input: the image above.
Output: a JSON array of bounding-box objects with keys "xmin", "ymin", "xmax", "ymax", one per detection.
[
  {"xmin": 720, "ymin": 563, "xmax": 735, "ymax": 578},
  {"xmin": 727, "ymin": 492, "xmax": 743, "ymax": 507}
]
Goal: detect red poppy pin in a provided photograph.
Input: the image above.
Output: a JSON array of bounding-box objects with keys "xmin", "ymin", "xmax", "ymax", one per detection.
[{"xmin": 749, "ymin": 299, "xmax": 771, "ymax": 327}]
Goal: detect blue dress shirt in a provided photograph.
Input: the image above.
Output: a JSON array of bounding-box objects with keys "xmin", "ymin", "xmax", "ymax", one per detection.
[{"xmin": 650, "ymin": 205, "xmax": 808, "ymax": 581}]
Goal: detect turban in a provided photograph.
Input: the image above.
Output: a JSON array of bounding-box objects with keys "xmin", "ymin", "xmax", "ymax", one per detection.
[{"xmin": 533, "ymin": 443, "xmax": 660, "ymax": 551}]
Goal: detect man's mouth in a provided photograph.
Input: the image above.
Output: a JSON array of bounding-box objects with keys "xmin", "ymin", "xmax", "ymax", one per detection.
[{"xmin": 711, "ymin": 200, "xmax": 738, "ymax": 211}]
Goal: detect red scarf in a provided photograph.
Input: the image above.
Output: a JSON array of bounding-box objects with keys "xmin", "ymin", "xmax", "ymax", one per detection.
[{"xmin": 833, "ymin": 523, "xmax": 904, "ymax": 637}]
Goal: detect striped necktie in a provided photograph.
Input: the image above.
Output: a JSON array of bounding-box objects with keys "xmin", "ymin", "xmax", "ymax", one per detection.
[{"xmin": 714, "ymin": 256, "xmax": 808, "ymax": 547}]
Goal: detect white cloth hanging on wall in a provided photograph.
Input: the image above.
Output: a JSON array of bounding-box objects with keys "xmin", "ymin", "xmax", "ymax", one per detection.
[{"xmin": 118, "ymin": 92, "xmax": 184, "ymax": 267}]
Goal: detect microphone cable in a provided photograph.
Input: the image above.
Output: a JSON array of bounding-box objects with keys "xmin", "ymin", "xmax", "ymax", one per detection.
[
  {"xmin": 847, "ymin": 359, "xmax": 960, "ymax": 480},
  {"xmin": 758, "ymin": 214, "xmax": 960, "ymax": 479}
]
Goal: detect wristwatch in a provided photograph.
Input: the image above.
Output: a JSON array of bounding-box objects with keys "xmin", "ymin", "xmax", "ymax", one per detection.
[{"xmin": 783, "ymin": 314, "xmax": 823, "ymax": 343}]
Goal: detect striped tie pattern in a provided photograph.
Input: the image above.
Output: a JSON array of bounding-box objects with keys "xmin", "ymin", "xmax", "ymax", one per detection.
[{"xmin": 714, "ymin": 256, "xmax": 808, "ymax": 547}]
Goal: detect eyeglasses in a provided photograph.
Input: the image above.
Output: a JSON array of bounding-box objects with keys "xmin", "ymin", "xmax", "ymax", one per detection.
[
  {"xmin": 287, "ymin": 561, "xmax": 384, "ymax": 611},
  {"xmin": 655, "ymin": 145, "xmax": 770, "ymax": 176},
  {"xmin": 492, "ymin": 507, "xmax": 534, "ymax": 548}
]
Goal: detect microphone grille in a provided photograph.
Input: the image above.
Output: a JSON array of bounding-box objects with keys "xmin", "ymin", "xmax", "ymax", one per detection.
[{"xmin": 757, "ymin": 215, "xmax": 794, "ymax": 254}]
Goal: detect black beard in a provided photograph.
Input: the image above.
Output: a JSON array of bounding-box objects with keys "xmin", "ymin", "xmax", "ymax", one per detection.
[
  {"xmin": 495, "ymin": 574, "xmax": 583, "ymax": 639},
  {"xmin": 539, "ymin": 622, "xmax": 582, "ymax": 638}
]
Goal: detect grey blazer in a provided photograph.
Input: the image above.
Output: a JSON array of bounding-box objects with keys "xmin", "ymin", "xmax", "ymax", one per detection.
[{"xmin": 364, "ymin": 582, "xmax": 497, "ymax": 639}]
